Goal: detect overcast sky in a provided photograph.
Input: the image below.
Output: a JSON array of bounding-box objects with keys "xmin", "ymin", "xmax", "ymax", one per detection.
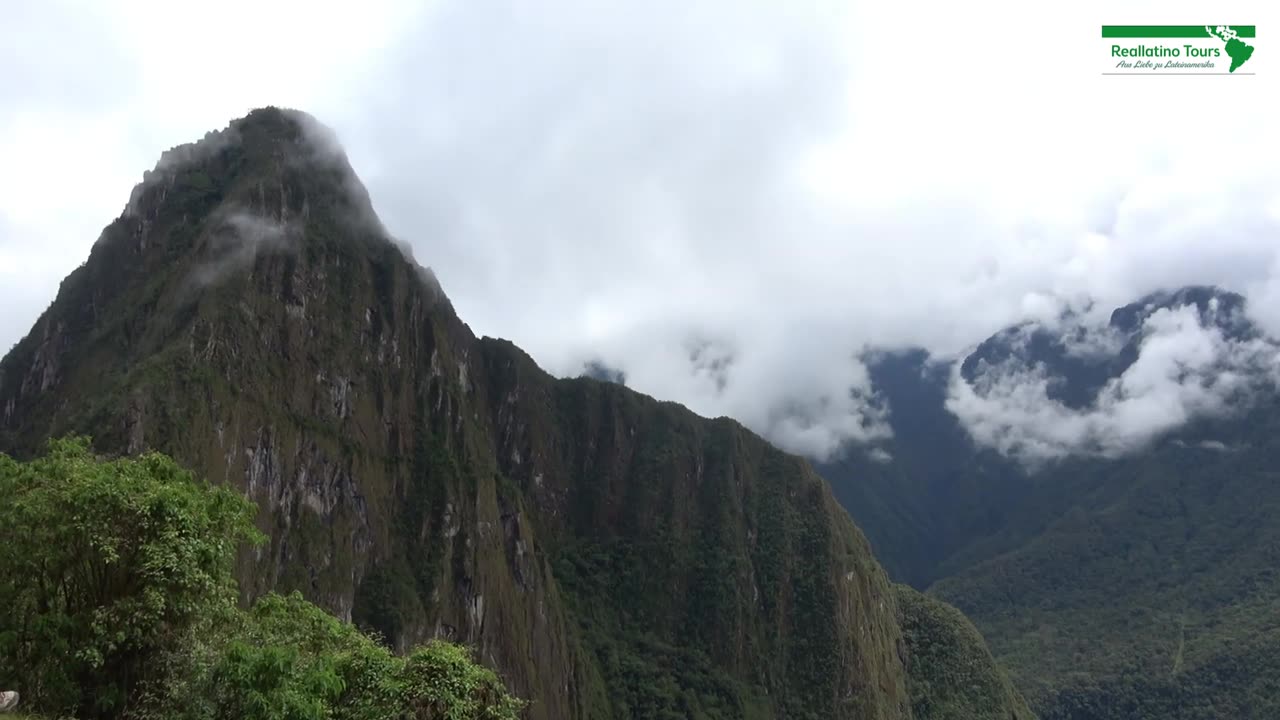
[{"xmin": 3, "ymin": 0, "xmax": 1279, "ymax": 461}]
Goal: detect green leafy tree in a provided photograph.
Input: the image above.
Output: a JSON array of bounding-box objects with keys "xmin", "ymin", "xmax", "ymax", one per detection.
[
  {"xmin": 0, "ymin": 438, "xmax": 523, "ymax": 720},
  {"xmin": 0, "ymin": 437, "xmax": 261, "ymax": 718}
]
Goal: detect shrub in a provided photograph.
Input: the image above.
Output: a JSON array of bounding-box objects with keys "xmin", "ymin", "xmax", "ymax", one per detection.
[{"xmin": 197, "ymin": 592, "xmax": 522, "ymax": 720}]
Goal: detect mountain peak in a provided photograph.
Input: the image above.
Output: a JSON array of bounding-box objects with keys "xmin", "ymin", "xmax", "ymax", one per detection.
[
  {"xmin": 956, "ymin": 284, "xmax": 1261, "ymax": 413},
  {"xmin": 111, "ymin": 108, "xmax": 392, "ymax": 269},
  {"xmin": 141, "ymin": 108, "xmax": 348, "ymax": 194},
  {"xmin": 0, "ymin": 109, "xmax": 450, "ymax": 439},
  {"xmin": 237, "ymin": 105, "xmax": 316, "ymax": 135},
  {"xmin": 131, "ymin": 107, "xmax": 323, "ymax": 202},
  {"xmin": 1109, "ymin": 285, "xmax": 1250, "ymax": 338}
]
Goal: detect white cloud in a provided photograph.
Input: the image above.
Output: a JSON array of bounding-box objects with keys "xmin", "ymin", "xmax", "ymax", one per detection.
[
  {"xmin": 192, "ymin": 211, "xmax": 299, "ymax": 289},
  {"xmin": 947, "ymin": 304, "xmax": 1280, "ymax": 464},
  {"xmin": 1248, "ymin": 252, "xmax": 1280, "ymax": 338}
]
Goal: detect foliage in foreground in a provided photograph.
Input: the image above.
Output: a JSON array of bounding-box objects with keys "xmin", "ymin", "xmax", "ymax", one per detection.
[
  {"xmin": 0, "ymin": 437, "xmax": 260, "ymax": 717},
  {"xmin": 0, "ymin": 438, "xmax": 521, "ymax": 720}
]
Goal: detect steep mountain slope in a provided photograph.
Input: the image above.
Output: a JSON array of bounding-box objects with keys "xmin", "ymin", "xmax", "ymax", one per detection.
[
  {"xmin": 816, "ymin": 289, "xmax": 1280, "ymax": 718},
  {"xmin": 0, "ymin": 108, "xmax": 1030, "ymax": 720}
]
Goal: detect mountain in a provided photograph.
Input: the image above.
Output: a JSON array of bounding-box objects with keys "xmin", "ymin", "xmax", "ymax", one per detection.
[
  {"xmin": 933, "ymin": 403, "xmax": 1280, "ymax": 719},
  {"xmin": 816, "ymin": 287, "xmax": 1280, "ymax": 718},
  {"xmin": 960, "ymin": 286, "xmax": 1258, "ymax": 412},
  {"xmin": 0, "ymin": 108, "xmax": 1031, "ymax": 720}
]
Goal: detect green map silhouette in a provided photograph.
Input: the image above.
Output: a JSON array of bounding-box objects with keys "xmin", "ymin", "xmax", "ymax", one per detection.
[
  {"xmin": 1223, "ymin": 37, "xmax": 1255, "ymax": 72},
  {"xmin": 1208, "ymin": 27, "xmax": 1255, "ymax": 72}
]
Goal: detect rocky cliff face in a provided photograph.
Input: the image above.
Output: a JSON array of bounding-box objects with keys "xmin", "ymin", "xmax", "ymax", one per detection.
[{"xmin": 0, "ymin": 108, "xmax": 1028, "ymax": 720}]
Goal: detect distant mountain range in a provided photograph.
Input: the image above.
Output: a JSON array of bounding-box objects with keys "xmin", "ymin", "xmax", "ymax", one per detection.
[{"xmin": 818, "ymin": 285, "xmax": 1280, "ymax": 718}]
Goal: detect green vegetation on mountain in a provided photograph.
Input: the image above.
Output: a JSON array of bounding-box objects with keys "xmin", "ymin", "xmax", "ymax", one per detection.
[
  {"xmin": 817, "ymin": 293, "xmax": 1280, "ymax": 719},
  {"xmin": 0, "ymin": 438, "xmax": 521, "ymax": 720},
  {"xmin": 896, "ymin": 585, "xmax": 1034, "ymax": 720},
  {"xmin": 0, "ymin": 108, "xmax": 1031, "ymax": 719},
  {"xmin": 932, "ymin": 404, "xmax": 1280, "ymax": 718}
]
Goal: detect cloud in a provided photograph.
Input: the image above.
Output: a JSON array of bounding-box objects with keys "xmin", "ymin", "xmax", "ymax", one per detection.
[
  {"xmin": 581, "ymin": 360, "xmax": 627, "ymax": 385},
  {"xmin": 323, "ymin": 0, "xmax": 1280, "ymax": 459},
  {"xmin": 1247, "ymin": 254, "xmax": 1280, "ymax": 339},
  {"xmin": 868, "ymin": 448, "xmax": 893, "ymax": 464},
  {"xmin": 946, "ymin": 304, "xmax": 1280, "ymax": 465},
  {"xmin": 191, "ymin": 210, "xmax": 299, "ymax": 289},
  {"xmin": 1172, "ymin": 438, "xmax": 1243, "ymax": 453},
  {"xmin": 3, "ymin": 0, "xmax": 1280, "ymax": 460}
]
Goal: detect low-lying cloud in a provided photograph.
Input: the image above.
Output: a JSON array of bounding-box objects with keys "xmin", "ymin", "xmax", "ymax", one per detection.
[
  {"xmin": 192, "ymin": 211, "xmax": 298, "ymax": 288},
  {"xmin": 947, "ymin": 303, "xmax": 1280, "ymax": 465}
]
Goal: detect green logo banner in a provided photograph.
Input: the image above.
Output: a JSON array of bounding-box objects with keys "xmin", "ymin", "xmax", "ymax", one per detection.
[{"xmin": 1102, "ymin": 25, "xmax": 1256, "ymax": 74}]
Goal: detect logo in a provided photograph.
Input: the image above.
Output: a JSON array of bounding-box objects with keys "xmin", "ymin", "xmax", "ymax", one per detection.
[{"xmin": 1103, "ymin": 25, "xmax": 1255, "ymax": 74}]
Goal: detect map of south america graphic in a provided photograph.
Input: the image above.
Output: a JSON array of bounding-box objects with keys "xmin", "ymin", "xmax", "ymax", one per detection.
[{"xmin": 1208, "ymin": 24, "xmax": 1254, "ymax": 71}]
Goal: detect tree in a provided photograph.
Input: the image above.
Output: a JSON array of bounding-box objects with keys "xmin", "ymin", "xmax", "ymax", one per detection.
[
  {"xmin": 0, "ymin": 437, "xmax": 261, "ymax": 718},
  {"xmin": 0, "ymin": 438, "xmax": 523, "ymax": 720}
]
